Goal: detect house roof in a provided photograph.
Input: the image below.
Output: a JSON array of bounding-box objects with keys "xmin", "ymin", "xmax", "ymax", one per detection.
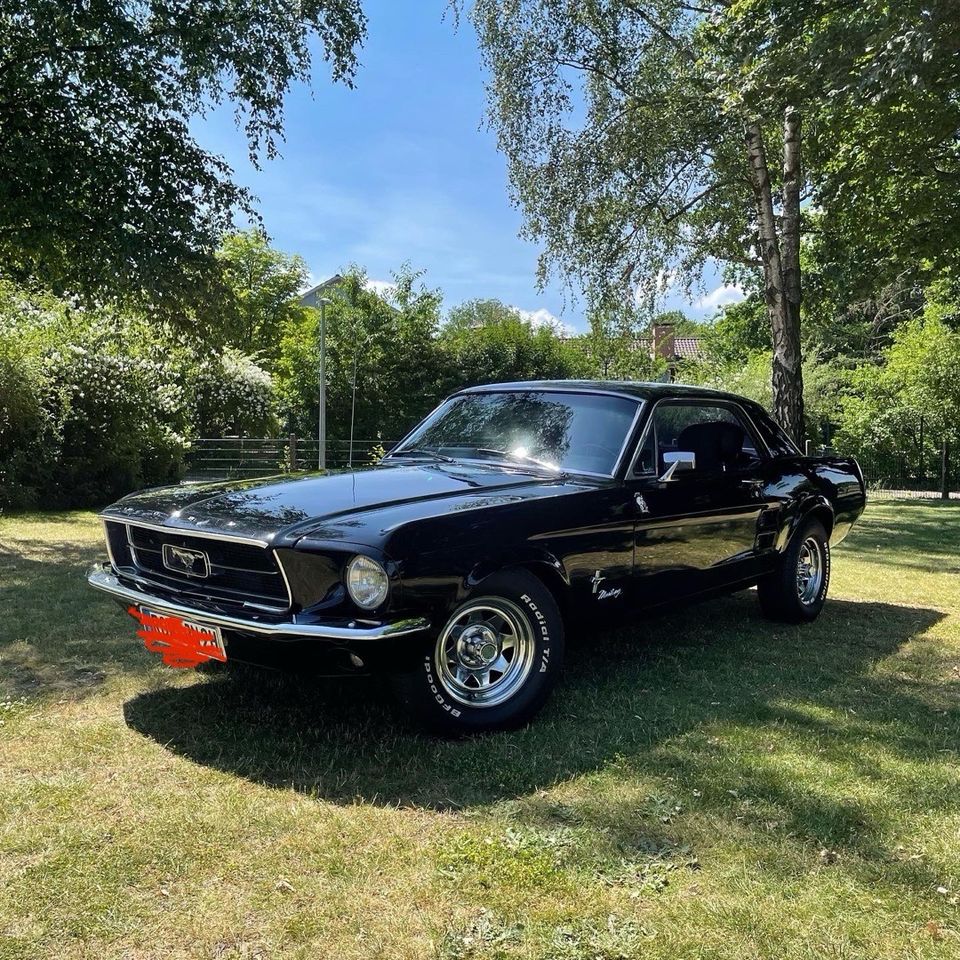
[
  {"xmin": 298, "ymin": 274, "xmax": 344, "ymax": 302},
  {"xmin": 634, "ymin": 336, "xmax": 705, "ymax": 360},
  {"xmin": 674, "ymin": 337, "xmax": 704, "ymax": 360}
]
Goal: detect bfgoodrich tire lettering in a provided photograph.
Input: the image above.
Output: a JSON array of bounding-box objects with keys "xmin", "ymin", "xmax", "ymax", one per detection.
[{"xmin": 391, "ymin": 569, "xmax": 564, "ymax": 734}]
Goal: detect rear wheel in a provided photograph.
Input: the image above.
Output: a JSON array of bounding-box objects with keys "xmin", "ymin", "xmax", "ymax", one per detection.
[
  {"xmin": 758, "ymin": 518, "xmax": 830, "ymax": 622},
  {"xmin": 391, "ymin": 569, "xmax": 564, "ymax": 735}
]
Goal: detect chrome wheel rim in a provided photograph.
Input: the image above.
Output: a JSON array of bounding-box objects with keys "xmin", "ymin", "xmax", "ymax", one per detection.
[
  {"xmin": 796, "ymin": 536, "xmax": 824, "ymax": 605},
  {"xmin": 435, "ymin": 599, "xmax": 535, "ymax": 708}
]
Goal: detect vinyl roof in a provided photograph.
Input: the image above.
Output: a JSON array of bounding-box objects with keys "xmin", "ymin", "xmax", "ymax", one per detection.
[{"xmin": 457, "ymin": 380, "xmax": 756, "ymax": 405}]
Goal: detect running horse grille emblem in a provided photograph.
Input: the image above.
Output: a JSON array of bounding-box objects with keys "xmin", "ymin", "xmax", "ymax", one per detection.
[{"xmin": 161, "ymin": 543, "xmax": 210, "ymax": 579}]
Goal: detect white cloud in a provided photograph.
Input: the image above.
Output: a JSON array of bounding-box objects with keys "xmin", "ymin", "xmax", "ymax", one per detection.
[
  {"xmin": 510, "ymin": 306, "xmax": 577, "ymax": 337},
  {"xmin": 364, "ymin": 278, "xmax": 397, "ymax": 300},
  {"xmin": 695, "ymin": 283, "xmax": 745, "ymax": 311}
]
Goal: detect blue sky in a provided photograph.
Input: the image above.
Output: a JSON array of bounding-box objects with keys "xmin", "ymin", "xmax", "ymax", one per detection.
[{"xmin": 195, "ymin": 1, "xmax": 741, "ymax": 333}]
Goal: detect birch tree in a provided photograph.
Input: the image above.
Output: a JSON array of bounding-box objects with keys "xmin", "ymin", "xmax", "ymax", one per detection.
[{"xmin": 468, "ymin": 0, "xmax": 959, "ymax": 444}]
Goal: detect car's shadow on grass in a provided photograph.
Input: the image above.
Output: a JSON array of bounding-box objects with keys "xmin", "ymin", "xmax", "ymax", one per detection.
[{"xmin": 123, "ymin": 593, "xmax": 952, "ymax": 848}]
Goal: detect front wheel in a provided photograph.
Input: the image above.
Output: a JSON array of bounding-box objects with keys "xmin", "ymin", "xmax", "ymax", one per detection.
[
  {"xmin": 391, "ymin": 569, "xmax": 564, "ymax": 735},
  {"xmin": 758, "ymin": 518, "xmax": 831, "ymax": 623}
]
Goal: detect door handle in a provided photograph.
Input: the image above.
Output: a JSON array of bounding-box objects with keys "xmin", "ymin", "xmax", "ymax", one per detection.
[{"xmin": 741, "ymin": 478, "xmax": 764, "ymax": 494}]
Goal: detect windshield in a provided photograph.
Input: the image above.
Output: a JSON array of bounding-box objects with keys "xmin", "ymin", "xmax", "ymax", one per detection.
[{"xmin": 391, "ymin": 391, "xmax": 641, "ymax": 476}]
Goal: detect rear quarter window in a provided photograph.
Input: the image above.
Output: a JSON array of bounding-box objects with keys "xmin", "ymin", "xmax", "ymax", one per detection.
[{"xmin": 748, "ymin": 405, "xmax": 801, "ymax": 457}]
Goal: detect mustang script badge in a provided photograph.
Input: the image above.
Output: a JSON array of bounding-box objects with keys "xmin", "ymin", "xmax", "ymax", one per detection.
[
  {"xmin": 591, "ymin": 569, "xmax": 622, "ymax": 601},
  {"xmin": 161, "ymin": 543, "xmax": 210, "ymax": 578}
]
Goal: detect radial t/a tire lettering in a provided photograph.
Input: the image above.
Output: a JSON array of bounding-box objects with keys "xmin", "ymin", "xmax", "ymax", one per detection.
[{"xmin": 391, "ymin": 569, "xmax": 564, "ymax": 735}]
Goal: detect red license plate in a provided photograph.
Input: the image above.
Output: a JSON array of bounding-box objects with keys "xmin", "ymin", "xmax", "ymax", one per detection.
[{"xmin": 129, "ymin": 606, "xmax": 226, "ymax": 668}]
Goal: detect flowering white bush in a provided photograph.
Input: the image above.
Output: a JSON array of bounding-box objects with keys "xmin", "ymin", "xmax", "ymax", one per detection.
[
  {"xmin": 0, "ymin": 283, "xmax": 278, "ymax": 507},
  {"xmin": 39, "ymin": 333, "xmax": 191, "ymax": 504},
  {"xmin": 191, "ymin": 347, "xmax": 277, "ymax": 437}
]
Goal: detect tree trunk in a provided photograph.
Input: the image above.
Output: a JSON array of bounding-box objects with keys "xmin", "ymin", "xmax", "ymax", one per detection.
[
  {"xmin": 744, "ymin": 118, "xmax": 805, "ymax": 445},
  {"xmin": 781, "ymin": 106, "xmax": 802, "ymax": 370}
]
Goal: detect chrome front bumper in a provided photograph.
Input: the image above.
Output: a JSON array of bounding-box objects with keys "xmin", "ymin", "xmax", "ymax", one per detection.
[{"xmin": 87, "ymin": 567, "xmax": 431, "ymax": 641}]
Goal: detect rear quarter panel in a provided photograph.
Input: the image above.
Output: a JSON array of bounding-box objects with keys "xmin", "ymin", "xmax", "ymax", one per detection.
[
  {"xmin": 770, "ymin": 456, "xmax": 866, "ymax": 550},
  {"xmin": 809, "ymin": 456, "xmax": 867, "ymax": 544}
]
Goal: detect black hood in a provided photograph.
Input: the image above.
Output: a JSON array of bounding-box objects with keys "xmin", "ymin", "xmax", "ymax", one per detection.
[{"xmin": 101, "ymin": 462, "xmax": 584, "ymax": 544}]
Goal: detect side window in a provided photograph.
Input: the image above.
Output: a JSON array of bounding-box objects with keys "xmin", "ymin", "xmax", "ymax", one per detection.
[{"xmin": 634, "ymin": 402, "xmax": 763, "ymax": 476}]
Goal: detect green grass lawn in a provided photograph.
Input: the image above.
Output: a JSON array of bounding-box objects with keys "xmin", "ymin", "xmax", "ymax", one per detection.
[{"xmin": 1, "ymin": 500, "xmax": 958, "ymax": 959}]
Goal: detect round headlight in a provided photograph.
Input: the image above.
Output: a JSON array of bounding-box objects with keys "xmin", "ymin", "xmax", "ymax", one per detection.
[{"xmin": 345, "ymin": 555, "xmax": 389, "ymax": 609}]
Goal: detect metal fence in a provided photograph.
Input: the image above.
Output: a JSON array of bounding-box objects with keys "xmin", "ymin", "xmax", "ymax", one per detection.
[
  {"xmin": 806, "ymin": 443, "xmax": 956, "ymax": 496},
  {"xmin": 184, "ymin": 437, "xmax": 393, "ymax": 481}
]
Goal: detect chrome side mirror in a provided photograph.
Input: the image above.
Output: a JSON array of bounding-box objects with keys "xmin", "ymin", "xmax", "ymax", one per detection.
[{"xmin": 659, "ymin": 450, "xmax": 695, "ymax": 482}]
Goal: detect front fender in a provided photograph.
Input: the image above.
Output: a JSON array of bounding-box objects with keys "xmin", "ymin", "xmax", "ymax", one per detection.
[
  {"xmin": 467, "ymin": 548, "xmax": 570, "ymax": 595},
  {"xmin": 397, "ymin": 542, "xmax": 570, "ymax": 618}
]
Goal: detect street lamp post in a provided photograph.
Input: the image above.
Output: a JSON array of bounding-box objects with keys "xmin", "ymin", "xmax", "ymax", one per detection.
[
  {"xmin": 348, "ymin": 338, "xmax": 359, "ymax": 468},
  {"xmin": 317, "ymin": 297, "xmax": 332, "ymax": 470}
]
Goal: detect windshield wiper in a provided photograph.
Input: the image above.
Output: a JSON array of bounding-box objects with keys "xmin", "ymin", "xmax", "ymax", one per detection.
[
  {"xmin": 385, "ymin": 447, "xmax": 456, "ymax": 463},
  {"xmin": 470, "ymin": 448, "xmax": 563, "ymax": 473}
]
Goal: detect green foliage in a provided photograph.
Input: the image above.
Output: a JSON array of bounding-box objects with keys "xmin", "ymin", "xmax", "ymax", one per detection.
[
  {"xmin": 697, "ymin": 297, "xmax": 770, "ymax": 366},
  {"xmin": 707, "ymin": 0, "xmax": 960, "ymax": 289},
  {"xmin": 444, "ymin": 298, "xmax": 521, "ymax": 332},
  {"xmin": 0, "ymin": 1, "xmax": 365, "ymax": 313},
  {"xmin": 0, "ymin": 316, "xmax": 54, "ymax": 508},
  {"xmin": 468, "ymin": 0, "xmax": 960, "ymax": 439},
  {"xmin": 275, "ymin": 267, "xmax": 447, "ymax": 444},
  {"xmin": 440, "ymin": 301, "xmax": 589, "ymax": 387},
  {"xmin": 276, "ymin": 278, "xmax": 591, "ymax": 453},
  {"xmin": 0, "ymin": 294, "xmax": 196, "ymax": 507},
  {"xmin": 10, "ymin": 205, "xmax": 958, "ymax": 506},
  {"xmin": 43, "ymin": 340, "xmax": 190, "ymax": 507},
  {"xmin": 681, "ymin": 347, "xmax": 841, "ymax": 442},
  {"xmin": 833, "ymin": 298, "xmax": 960, "ymax": 483},
  {"xmin": 469, "ymin": 0, "xmax": 749, "ymax": 307},
  {"xmin": 797, "ymin": 2, "xmax": 959, "ymax": 290},
  {"xmin": 800, "ymin": 223, "xmax": 927, "ymax": 363},
  {"xmin": 216, "ymin": 231, "xmax": 311, "ymax": 364},
  {"xmin": 579, "ymin": 302, "xmax": 666, "ymax": 381},
  {"xmin": 0, "ymin": 282, "xmax": 280, "ymax": 508}
]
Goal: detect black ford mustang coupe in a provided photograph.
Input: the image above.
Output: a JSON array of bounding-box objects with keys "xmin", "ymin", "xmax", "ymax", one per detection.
[{"xmin": 89, "ymin": 381, "xmax": 866, "ymax": 734}]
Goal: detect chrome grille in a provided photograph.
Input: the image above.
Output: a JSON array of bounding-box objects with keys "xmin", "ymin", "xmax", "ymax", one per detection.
[{"xmin": 108, "ymin": 521, "xmax": 291, "ymax": 610}]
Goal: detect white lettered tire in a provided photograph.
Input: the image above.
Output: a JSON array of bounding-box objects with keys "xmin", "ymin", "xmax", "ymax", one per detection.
[{"xmin": 391, "ymin": 569, "xmax": 564, "ymax": 734}]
